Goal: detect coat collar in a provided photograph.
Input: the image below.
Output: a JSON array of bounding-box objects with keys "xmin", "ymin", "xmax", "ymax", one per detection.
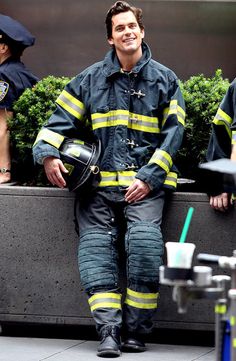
[{"xmin": 102, "ymin": 42, "xmax": 152, "ymax": 79}]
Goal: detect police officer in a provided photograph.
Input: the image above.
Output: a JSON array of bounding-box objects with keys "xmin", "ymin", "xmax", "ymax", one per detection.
[
  {"xmin": 0, "ymin": 14, "xmax": 38, "ymax": 184},
  {"xmin": 33, "ymin": 1, "xmax": 185, "ymax": 357}
]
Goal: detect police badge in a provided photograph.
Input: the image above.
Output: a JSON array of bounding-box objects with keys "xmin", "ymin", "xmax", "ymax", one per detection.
[{"xmin": 0, "ymin": 81, "xmax": 9, "ymax": 101}]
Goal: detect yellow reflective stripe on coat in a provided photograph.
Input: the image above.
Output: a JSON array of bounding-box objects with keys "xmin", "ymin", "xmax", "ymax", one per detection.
[
  {"xmin": 162, "ymin": 100, "xmax": 185, "ymax": 127},
  {"xmin": 92, "ymin": 110, "xmax": 160, "ymax": 133},
  {"xmin": 212, "ymin": 108, "xmax": 232, "ymax": 139},
  {"xmin": 99, "ymin": 170, "xmax": 136, "ymax": 187},
  {"xmin": 148, "ymin": 149, "xmax": 173, "ymax": 173},
  {"xmin": 232, "ymin": 130, "xmax": 236, "ymax": 145},
  {"xmin": 129, "ymin": 112, "xmax": 160, "ymax": 133},
  {"xmin": 124, "ymin": 288, "xmax": 158, "ymax": 309},
  {"xmin": 164, "ymin": 171, "xmax": 177, "ymax": 188},
  {"xmin": 231, "ymin": 316, "xmax": 236, "ymax": 326},
  {"xmin": 215, "ymin": 304, "xmax": 227, "ymax": 314},
  {"xmin": 88, "ymin": 292, "xmax": 122, "ymax": 312},
  {"xmin": 33, "ymin": 128, "xmax": 64, "ymax": 148},
  {"xmin": 56, "ymin": 90, "xmax": 85, "ymax": 120}
]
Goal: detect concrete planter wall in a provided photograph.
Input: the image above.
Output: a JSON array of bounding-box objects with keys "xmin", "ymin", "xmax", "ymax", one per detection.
[{"xmin": 0, "ymin": 186, "xmax": 235, "ymax": 331}]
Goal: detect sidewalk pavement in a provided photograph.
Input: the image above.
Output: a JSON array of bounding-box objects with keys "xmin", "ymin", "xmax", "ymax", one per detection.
[
  {"xmin": 0, "ymin": 324, "xmax": 216, "ymax": 361},
  {"xmin": 0, "ymin": 336, "xmax": 215, "ymax": 361}
]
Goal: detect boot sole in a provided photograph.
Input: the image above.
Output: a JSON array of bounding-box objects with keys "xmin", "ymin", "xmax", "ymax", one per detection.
[
  {"xmin": 97, "ymin": 349, "xmax": 121, "ymax": 358},
  {"xmin": 122, "ymin": 344, "xmax": 146, "ymax": 353}
]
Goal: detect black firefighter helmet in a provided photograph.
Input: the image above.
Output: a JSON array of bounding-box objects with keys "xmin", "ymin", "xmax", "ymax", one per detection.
[{"xmin": 59, "ymin": 138, "xmax": 101, "ymax": 192}]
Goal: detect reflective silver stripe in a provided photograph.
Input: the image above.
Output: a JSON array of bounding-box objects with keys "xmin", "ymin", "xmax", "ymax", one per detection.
[
  {"xmin": 99, "ymin": 171, "xmax": 136, "ymax": 187},
  {"xmin": 162, "ymin": 100, "xmax": 185, "ymax": 127},
  {"xmin": 56, "ymin": 90, "xmax": 85, "ymax": 119},
  {"xmin": 92, "ymin": 113, "xmax": 129, "ymax": 128},
  {"xmin": 149, "ymin": 149, "xmax": 172, "ymax": 173},
  {"xmin": 177, "ymin": 106, "xmax": 185, "ymax": 126},
  {"xmin": 232, "ymin": 131, "xmax": 236, "ymax": 145},
  {"xmin": 92, "ymin": 111, "xmax": 159, "ymax": 133},
  {"xmin": 33, "ymin": 128, "xmax": 64, "ymax": 148},
  {"xmin": 124, "ymin": 288, "xmax": 158, "ymax": 309},
  {"xmin": 88, "ymin": 292, "xmax": 122, "ymax": 312},
  {"xmin": 164, "ymin": 171, "xmax": 177, "ymax": 187},
  {"xmin": 129, "ymin": 117, "xmax": 159, "ymax": 133},
  {"xmin": 213, "ymin": 108, "xmax": 232, "ymax": 138}
]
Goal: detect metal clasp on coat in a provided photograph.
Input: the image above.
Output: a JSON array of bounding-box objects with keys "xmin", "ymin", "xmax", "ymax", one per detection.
[
  {"xmin": 90, "ymin": 165, "xmax": 100, "ymax": 174},
  {"xmin": 124, "ymin": 163, "xmax": 137, "ymax": 170},
  {"xmin": 130, "ymin": 89, "xmax": 146, "ymax": 98},
  {"xmin": 126, "ymin": 139, "xmax": 139, "ymax": 148}
]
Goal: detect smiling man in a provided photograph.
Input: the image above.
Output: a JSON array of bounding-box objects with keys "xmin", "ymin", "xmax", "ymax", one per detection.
[{"xmin": 33, "ymin": 1, "xmax": 185, "ymax": 357}]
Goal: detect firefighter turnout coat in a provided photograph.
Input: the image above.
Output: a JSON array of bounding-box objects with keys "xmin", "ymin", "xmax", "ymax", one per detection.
[
  {"xmin": 207, "ymin": 79, "xmax": 236, "ymax": 162},
  {"xmin": 33, "ymin": 42, "xmax": 185, "ymax": 192}
]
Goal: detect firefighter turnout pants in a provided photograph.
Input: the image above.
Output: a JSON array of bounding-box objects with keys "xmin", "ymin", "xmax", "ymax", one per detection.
[{"xmin": 74, "ymin": 188, "xmax": 165, "ymax": 335}]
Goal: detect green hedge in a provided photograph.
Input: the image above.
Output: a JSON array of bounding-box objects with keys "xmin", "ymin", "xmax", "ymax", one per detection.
[
  {"xmin": 176, "ymin": 69, "xmax": 229, "ymax": 180},
  {"xmin": 9, "ymin": 75, "xmax": 71, "ymax": 185},
  {"xmin": 9, "ymin": 70, "xmax": 230, "ymax": 186}
]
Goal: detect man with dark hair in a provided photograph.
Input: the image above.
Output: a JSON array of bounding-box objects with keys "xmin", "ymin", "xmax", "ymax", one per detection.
[
  {"xmin": 0, "ymin": 14, "xmax": 38, "ymax": 184},
  {"xmin": 33, "ymin": 1, "xmax": 185, "ymax": 357}
]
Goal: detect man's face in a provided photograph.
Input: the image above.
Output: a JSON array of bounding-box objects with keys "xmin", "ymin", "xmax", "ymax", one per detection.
[{"xmin": 108, "ymin": 10, "xmax": 144, "ymax": 57}]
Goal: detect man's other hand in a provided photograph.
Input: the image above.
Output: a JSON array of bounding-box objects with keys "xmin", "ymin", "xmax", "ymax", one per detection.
[
  {"xmin": 125, "ymin": 179, "xmax": 151, "ymax": 203},
  {"xmin": 209, "ymin": 192, "xmax": 232, "ymax": 212}
]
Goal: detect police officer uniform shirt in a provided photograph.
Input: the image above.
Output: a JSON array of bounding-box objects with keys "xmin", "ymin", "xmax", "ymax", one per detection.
[{"xmin": 0, "ymin": 14, "xmax": 38, "ymax": 110}]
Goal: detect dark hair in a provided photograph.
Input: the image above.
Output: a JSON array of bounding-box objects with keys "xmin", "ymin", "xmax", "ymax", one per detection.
[
  {"xmin": 105, "ymin": 1, "xmax": 144, "ymax": 39},
  {"xmin": 0, "ymin": 33, "xmax": 24, "ymax": 58}
]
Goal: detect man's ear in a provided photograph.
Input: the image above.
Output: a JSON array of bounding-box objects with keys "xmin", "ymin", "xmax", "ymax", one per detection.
[
  {"xmin": 0, "ymin": 43, "xmax": 9, "ymax": 54},
  {"xmin": 107, "ymin": 38, "xmax": 114, "ymax": 47}
]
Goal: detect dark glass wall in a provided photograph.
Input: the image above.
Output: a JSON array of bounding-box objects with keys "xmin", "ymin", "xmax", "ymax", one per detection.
[{"xmin": 2, "ymin": 0, "xmax": 236, "ymax": 81}]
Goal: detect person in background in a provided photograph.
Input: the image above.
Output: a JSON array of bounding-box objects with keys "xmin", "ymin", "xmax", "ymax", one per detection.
[
  {"xmin": 0, "ymin": 14, "xmax": 38, "ymax": 184},
  {"xmin": 206, "ymin": 79, "xmax": 236, "ymax": 211},
  {"xmin": 33, "ymin": 1, "xmax": 185, "ymax": 357}
]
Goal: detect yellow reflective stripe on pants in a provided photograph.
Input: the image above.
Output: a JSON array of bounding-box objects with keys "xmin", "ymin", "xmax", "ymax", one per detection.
[
  {"xmin": 124, "ymin": 288, "xmax": 158, "ymax": 309},
  {"xmin": 148, "ymin": 149, "xmax": 173, "ymax": 173},
  {"xmin": 98, "ymin": 170, "xmax": 136, "ymax": 187},
  {"xmin": 56, "ymin": 90, "xmax": 85, "ymax": 120},
  {"xmin": 91, "ymin": 110, "xmax": 160, "ymax": 133},
  {"xmin": 33, "ymin": 128, "xmax": 64, "ymax": 148},
  {"xmin": 88, "ymin": 292, "xmax": 122, "ymax": 312}
]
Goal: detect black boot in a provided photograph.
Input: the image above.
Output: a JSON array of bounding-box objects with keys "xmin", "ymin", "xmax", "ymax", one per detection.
[
  {"xmin": 97, "ymin": 325, "xmax": 121, "ymax": 358},
  {"xmin": 122, "ymin": 332, "xmax": 147, "ymax": 352}
]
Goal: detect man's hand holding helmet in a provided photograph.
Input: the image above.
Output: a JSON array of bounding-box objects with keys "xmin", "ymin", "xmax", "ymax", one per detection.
[{"xmin": 43, "ymin": 156, "xmax": 68, "ymax": 188}]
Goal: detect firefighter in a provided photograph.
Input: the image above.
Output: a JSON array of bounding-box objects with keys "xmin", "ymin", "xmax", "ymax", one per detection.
[
  {"xmin": 33, "ymin": 1, "xmax": 185, "ymax": 357},
  {"xmin": 206, "ymin": 79, "xmax": 236, "ymax": 211},
  {"xmin": 0, "ymin": 14, "xmax": 38, "ymax": 184}
]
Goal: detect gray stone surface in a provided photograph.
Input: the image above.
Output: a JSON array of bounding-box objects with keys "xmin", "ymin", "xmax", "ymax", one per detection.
[{"xmin": 0, "ymin": 187, "xmax": 234, "ymax": 330}]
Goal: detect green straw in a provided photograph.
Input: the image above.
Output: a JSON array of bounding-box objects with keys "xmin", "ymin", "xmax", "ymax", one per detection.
[{"xmin": 179, "ymin": 207, "xmax": 195, "ymax": 243}]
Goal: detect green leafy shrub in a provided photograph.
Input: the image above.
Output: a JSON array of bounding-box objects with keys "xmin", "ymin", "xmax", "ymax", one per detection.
[
  {"xmin": 176, "ymin": 69, "xmax": 230, "ymax": 180},
  {"xmin": 9, "ymin": 75, "xmax": 71, "ymax": 185},
  {"xmin": 9, "ymin": 70, "xmax": 230, "ymax": 187}
]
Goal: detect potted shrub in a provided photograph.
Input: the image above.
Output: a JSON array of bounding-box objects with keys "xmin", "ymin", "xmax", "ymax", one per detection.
[{"xmin": 8, "ymin": 75, "xmax": 71, "ymax": 185}]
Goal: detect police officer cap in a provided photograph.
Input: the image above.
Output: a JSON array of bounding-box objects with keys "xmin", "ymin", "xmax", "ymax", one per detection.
[{"xmin": 0, "ymin": 14, "xmax": 35, "ymax": 47}]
